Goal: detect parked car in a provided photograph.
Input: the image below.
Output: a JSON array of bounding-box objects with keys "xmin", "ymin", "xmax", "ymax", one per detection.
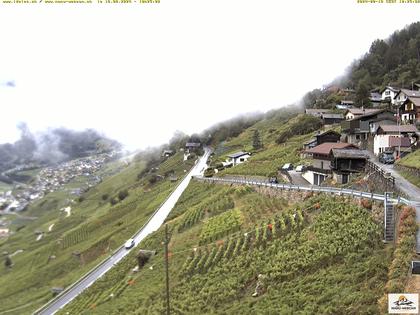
[
  {"xmin": 281, "ymin": 163, "xmax": 294, "ymax": 171},
  {"xmin": 295, "ymin": 165, "xmax": 306, "ymax": 172},
  {"xmin": 379, "ymin": 152, "xmax": 395, "ymax": 164},
  {"xmin": 124, "ymin": 238, "xmax": 135, "ymax": 249},
  {"xmin": 268, "ymin": 176, "xmax": 278, "ymax": 184}
]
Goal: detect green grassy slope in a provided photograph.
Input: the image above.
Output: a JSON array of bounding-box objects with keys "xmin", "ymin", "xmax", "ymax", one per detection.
[
  {"xmin": 210, "ymin": 113, "xmax": 330, "ymax": 177},
  {"xmin": 397, "ymin": 150, "xmax": 420, "ymax": 169},
  {"xmin": 59, "ymin": 181, "xmax": 403, "ymax": 315},
  {"xmin": 396, "ymin": 150, "xmax": 420, "ymax": 188},
  {"xmin": 0, "ymin": 152, "xmax": 195, "ymax": 314}
]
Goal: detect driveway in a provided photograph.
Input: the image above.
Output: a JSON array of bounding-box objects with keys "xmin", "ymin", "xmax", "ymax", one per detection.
[{"xmin": 288, "ymin": 170, "xmax": 310, "ymax": 186}]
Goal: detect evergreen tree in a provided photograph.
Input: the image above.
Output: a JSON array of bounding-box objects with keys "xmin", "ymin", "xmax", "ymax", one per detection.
[
  {"xmin": 355, "ymin": 81, "xmax": 370, "ymax": 106},
  {"xmin": 252, "ymin": 130, "xmax": 262, "ymax": 150}
]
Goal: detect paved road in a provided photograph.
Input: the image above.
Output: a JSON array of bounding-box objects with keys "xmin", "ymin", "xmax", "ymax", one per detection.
[
  {"xmin": 35, "ymin": 149, "xmax": 211, "ymax": 315},
  {"xmin": 367, "ymin": 152, "xmax": 420, "ymax": 201},
  {"xmin": 288, "ymin": 170, "xmax": 310, "ymax": 186},
  {"xmin": 366, "ymin": 152, "xmax": 420, "ymax": 252}
]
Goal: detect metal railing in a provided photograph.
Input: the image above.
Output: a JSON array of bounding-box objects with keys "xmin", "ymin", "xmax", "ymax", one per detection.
[
  {"xmin": 194, "ymin": 176, "xmax": 411, "ymax": 205},
  {"xmin": 365, "ymin": 160, "xmax": 395, "ymax": 187}
]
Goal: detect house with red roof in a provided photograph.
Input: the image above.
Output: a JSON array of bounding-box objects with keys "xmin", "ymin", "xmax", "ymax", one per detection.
[
  {"xmin": 373, "ymin": 124, "xmax": 418, "ymax": 157},
  {"xmin": 302, "ymin": 142, "xmax": 369, "ymax": 185}
]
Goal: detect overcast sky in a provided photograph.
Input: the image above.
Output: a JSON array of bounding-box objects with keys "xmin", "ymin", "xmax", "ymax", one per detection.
[{"xmin": 0, "ymin": 0, "xmax": 419, "ymax": 150}]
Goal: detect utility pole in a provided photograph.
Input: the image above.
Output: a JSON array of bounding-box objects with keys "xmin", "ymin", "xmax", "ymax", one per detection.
[
  {"xmin": 397, "ymin": 106, "xmax": 401, "ymax": 159},
  {"xmin": 164, "ymin": 224, "xmax": 170, "ymax": 315}
]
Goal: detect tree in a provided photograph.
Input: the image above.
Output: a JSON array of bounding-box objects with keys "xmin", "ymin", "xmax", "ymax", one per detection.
[
  {"xmin": 168, "ymin": 130, "xmax": 188, "ymax": 151},
  {"xmin": 301, "ymin": 89, "xmax": 323, "ymax": 108},
  {"xmin": 118, "ymin": 190, "xmax": 128, "ymax": 201},
  {"xmin": 355, "ymin": 81, "xmax": 370, "ymax": 106},
  {"xmin": 252, "ymin": 130, "xmax": 263, "ymax": 150},
  {"xmin": 148, "ymin": 174, "xmax": 158, "ymax": 184},
  {"xmin": 4, "ymin": 256, "xmax": 12, "ymax": 268}
]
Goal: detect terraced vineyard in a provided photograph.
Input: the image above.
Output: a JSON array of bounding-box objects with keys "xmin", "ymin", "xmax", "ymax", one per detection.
[
  {"xmin": 61, "ymin": 225, "xmax": 90, "ymax": 249},
  {"xmin": 198, "ymin": 208, "xmax": 242, "ymax": 244},
  {"xmin": 0, "ymin": 151, "xmax": 194, "ymax": 314},
  {"xmin": 59, "ymin": 180, "xmax": 414, "ymax": 315},
  {"xmin": 184, "ymin": 208, "xmax": 305, "ymax": 275}
]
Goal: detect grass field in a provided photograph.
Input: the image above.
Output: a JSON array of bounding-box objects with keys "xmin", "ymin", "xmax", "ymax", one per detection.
[
  {"xmin": 396, "ymin": 150, "xmax": 420, "ymax": 188},
  {"xmin": 210, "ymin": 114, "xmax": 338, "ymax": 178},
  {"xmin": 398, "ymin": 169, "xmax": 420, "ymax": 188},
  {"xmin": 57, "ymin": 180, "xmax": 413, "ymax": 315},
  {"xmin": 397, "ymin": 150, "xmax": 420, "ymax": 169}
]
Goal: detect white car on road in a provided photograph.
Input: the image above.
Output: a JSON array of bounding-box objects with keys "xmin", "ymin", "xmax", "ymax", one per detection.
[{"xmin": 124, "ymin": 238, "xmax": 135, "ymax": 249}]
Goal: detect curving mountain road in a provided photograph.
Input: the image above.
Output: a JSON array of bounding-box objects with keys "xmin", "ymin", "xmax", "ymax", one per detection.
[{"xmin": 34, "ymin": 148, "xmax": 211, "ymax": 315}]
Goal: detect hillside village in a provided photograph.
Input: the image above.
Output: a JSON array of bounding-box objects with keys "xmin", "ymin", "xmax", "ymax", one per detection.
[
  {"xmin": 0, "ymin": 152, "xmax": 118, "ymax": 238},
  {"xmin": 302, "ymin": 85, "xmax": 419, "ymax": 185},
  {"xmin": 197, "ymin": 85, "xmax": 419, "ymax": 190}
]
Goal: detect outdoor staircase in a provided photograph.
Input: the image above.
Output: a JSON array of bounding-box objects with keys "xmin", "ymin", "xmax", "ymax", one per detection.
[{"xmin": 384, "ymin": 193, "xmax": 395, "ymax": 242}]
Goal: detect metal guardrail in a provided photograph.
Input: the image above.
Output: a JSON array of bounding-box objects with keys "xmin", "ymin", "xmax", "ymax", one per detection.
[
  {"xmin": 365, "ymin": 160, "xmax": 395, "ymax": 187},
  {"xmin": 194, "ymin": 176, "xmax": 412, "ymax": 206},
  {"xmin": 33, "ymin": 153, "xmax": 209, "ymax": 315}
]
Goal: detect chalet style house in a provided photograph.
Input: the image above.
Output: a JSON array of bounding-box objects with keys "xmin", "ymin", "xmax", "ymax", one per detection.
[
  {"xmin": 302, "ymin": 142, "xmax": 368, "ymax": 185},
  {"xmin": 330, "ymin": 148, "xmax": 369, "ymax": 184},
  {"xmin": 373, "ymin": 124, "xmax": 418, "ymax": 157},
  {"xmin": 381, "ymin": 86, "xmax": 400, "ymax": 105},
  {"xmin": 344, "ymin": 108, "xmax": 381, "ymax": 120},
  {"xmin": 303, "ymin": 130, "xmax": 341, "ymax": 151},
  {"xmin": 369, "ymin": 92, "xmax": 382, "ymax": 106},
  {"xmin": 341, "ymin": 109, "xmax": 396, "ymax": 148},
  {"xmin": 321, "ymin": 113, "xmax": 344, "ymax": 125},
  {"xmin": 226, "ymin": 152, "xmax": 251, "ymax": 166},
  {"xmin": 398, "ymin": 96, "xmax": 420, "ymax": 125},
  {"xmin": 393, "ymin": 89, "xmax": 420, "ymax": 107}
]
